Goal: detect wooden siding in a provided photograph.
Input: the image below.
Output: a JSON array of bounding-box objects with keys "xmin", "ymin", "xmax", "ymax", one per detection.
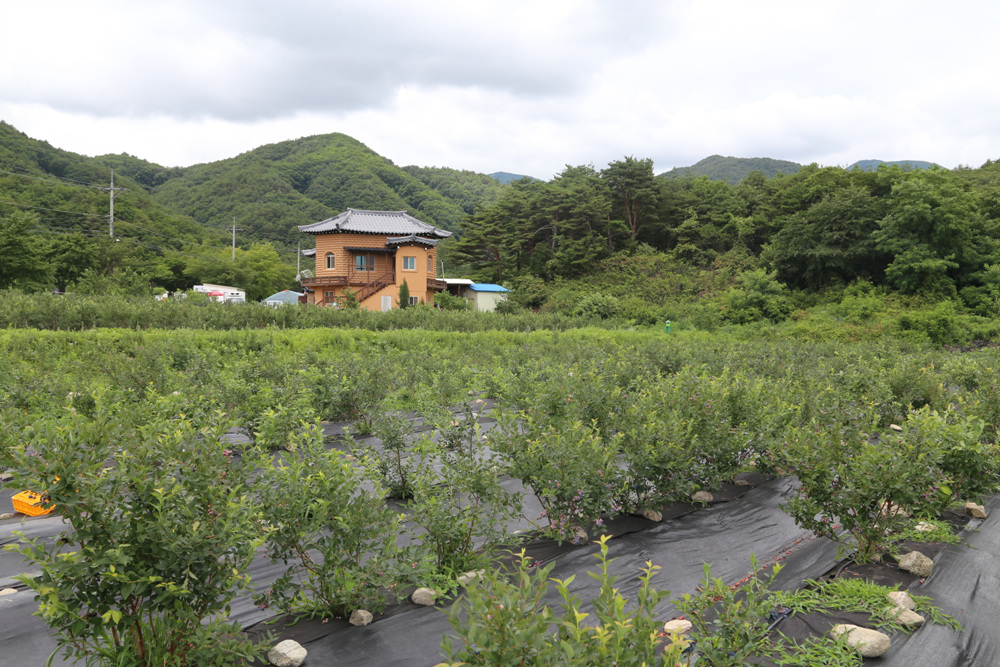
[{"xmin": 302, "ymin": 233, "xmax": 441, "ymax": 310}]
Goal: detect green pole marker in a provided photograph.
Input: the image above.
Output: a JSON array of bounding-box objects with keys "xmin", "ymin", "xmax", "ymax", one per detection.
[{"xmin": 665, "ymin": 320, "xmax": 671, "ymax": 333}]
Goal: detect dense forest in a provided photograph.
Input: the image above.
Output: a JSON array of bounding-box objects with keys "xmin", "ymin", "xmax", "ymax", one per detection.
[
  {"xmin": 2, "ymin": 120, "xmax": 999, "ymax": 321},
  {"xmin": 452, "ymin": 156, "xmax": 1000, "ymax": 321}
]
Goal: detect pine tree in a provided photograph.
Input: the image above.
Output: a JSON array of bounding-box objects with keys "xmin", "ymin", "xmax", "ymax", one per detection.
[{"xmin": 398, "ymin": 279, "xmax": 411, "ymax": 308}]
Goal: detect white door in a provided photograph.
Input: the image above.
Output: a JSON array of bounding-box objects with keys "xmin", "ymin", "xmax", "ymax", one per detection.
[{"xmin": 381, "ymin": 295, "xmax": 392, "ymax": 312}]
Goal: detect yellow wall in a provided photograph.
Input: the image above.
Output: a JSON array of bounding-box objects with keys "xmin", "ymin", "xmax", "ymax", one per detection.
[{"xmin": 308, "ymin": 234, "xmax": 438, "ymax": 310}]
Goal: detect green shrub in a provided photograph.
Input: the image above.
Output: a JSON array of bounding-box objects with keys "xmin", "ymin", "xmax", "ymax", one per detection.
[
  {"xmin": 779, "ymin": 407, "xmax": 995, "ymax": 562},
  {"xmin": 493, "ymin": 416, "xmax": 625, "ymax": 541},
  {"xmin": 675, "ymin": 557, "xmax": 783, "ymax": 666},
  {"xmin": 433, "ymin": 291, "xmax": 471, "ymax": 311},
  {"xmin": 5, "ymin": 409, "xmax": 265, "ymax": 667},
  {"xmin": 254, "ymin": 424, "xmax": 403, "ymax": 619},
  {"xmin": 438, "ymin": 536, "xmax": 685, "ymax": 666}
]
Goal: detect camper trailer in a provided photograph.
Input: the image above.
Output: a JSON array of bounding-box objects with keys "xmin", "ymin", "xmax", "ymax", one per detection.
[{"xmin": 192, "ymin": 284, "xmax": 246, "ymax": 303}]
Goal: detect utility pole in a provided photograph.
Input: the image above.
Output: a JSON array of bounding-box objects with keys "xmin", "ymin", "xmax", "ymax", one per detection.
[
  {"xmin": 296, "ymin": 240, "xmax": 301, "ymax": 281},
  {"xmin": 102, "ymin": 170, "xmax": 126, "ymax": 238},
  {"xmin": 231, "ymin": 217, "xmax": 243, "ymax": 260}
]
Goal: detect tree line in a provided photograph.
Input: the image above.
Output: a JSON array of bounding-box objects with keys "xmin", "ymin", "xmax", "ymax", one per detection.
[{"xmin": 451, "ymin": 157, "xmax": 1000, "ymax": 310}]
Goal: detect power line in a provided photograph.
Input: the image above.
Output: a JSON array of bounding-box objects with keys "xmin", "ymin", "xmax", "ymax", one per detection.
[
  {"xmin": 0, "ymin": 199, "xmax": 107, "ymax": 219},
  {"xmin": 0, "ymin": 162, "xmax": 107, "ymax": 189}
]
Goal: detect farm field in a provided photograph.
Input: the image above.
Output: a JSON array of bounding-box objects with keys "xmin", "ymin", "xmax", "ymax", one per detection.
[{"xmin": 2, "ymin": 324, "xmax": 1000, "ymax": 665}]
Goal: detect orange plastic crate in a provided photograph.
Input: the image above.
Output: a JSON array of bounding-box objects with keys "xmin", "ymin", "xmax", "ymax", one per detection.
[{"xmin": 12, "ymin": 490, "xmax": 55, "ymax": 517}]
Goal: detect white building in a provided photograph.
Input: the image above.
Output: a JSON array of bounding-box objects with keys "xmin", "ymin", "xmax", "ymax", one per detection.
[
  {"xmin": 442, "ymin": 279, "xmax": 510, "ymax": 312},
  {"xmin": 193, "ymin": 284, "xmax": 246, "ymax": 303}
]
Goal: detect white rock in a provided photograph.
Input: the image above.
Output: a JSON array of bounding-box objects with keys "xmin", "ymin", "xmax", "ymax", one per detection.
[
  {"xmin": 0, "ymin": 513, "xmax": 14, "ymax": 520},
  {"xmin": 642, "ymin": 509, "xmax": 663, "ymax": 522},
  {"xmin": 965, "ymin": 502, "xmax": 987, "ymax": 519},
  {"xmin": 349, "ymin": 609, "xmax": 373, "ymax": 626},
  {"xmin": 898, "ymin": 551, "xmax": 934, "ymax": 578},
  {"xmin": 691, "ymin": 490, "xmax": 714, "ymax": 503},
  {"xmin": 887, "ymin": 590, "xmax": 916, "ymax": 610},
  {"xmin": 889, "ymin": 424, "xmax": 903, "ymax": 432},
  {"xmin": 0, "ymin": 588, "xmax": 17, "ymax": 596},
  {"xmin": 411, "ymin": 587, "xmax": 438, "ymax": 606},
  {"xmin": 734, "ymin": 479, "xmax": 752, "ymax": 487},
  {"xmin": 887, "ymin": 606, "xmax": 925, "ymax": 627},
  {"xmin": 457, "ymin": 570, "xmax": 485, "ymax": 587},
  {"xmin": 879, "ymin": 503, "xmax": 911, "ymax": 519},
  {"xmin": 267, "ymin": 639, "xmax": 307, "ymax": 667},
  {"xmin": 567, "ymin": 525, "xmax": 588, "ymax": 544},
  {"xmin": 830, "ymin": 624, "xmax": 891, "ymax": 657},
  {"xmin": 914, "ymin": 521, "xmax": 935, "ymax": 532},
  {"xmin": 663, "ymin": 619, "xmax": 693, "ymax": 635}
]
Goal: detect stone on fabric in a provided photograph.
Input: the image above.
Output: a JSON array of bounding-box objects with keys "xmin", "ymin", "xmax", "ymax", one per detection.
[
  {"xmin": 0, "ymin": 588, "xmax": 17, "ymax": 596},
  {"xmin": 734, "ymin": 479, "xmax": 752, "ymax": 487},
  {"xmin": 0, "ymin": 513, "xmax": 14, "ymax": 520},
  {"xmin": 691, "ymin": 490, "xmax": 714, "ymax": 503},
  {"xmin": 831, "ymin": 624, "xmax": 891, "ymax": 657},
  {"xmin": 889, "ymin": 424, "xmax": 903, "ymax": 432},
  {"xmin": 267, "ymin": 639, "xmax": 307, "ymax": 667},
  {"xmin": 457, "ymin": 570, "xmax": 485, "ymax": 587},
  {"xmin": 886, "ymin": 606, "xmax": 925, "ymax": 627},
  {"xmin": 887, "ymin": 590, "xmax": 916, "ymax": 610},
  {"xmin": 898, "ymin": 551, "xmax": 934, "ymax": 577},
  {"xmin": 965, "ymin": 502, "xmax": 987, "ymax": 519},
  {"xmin": 349, "ymin": 609, "xmax": 373, "ymax": 626},
  {"xmin": 642, "ymin": 509, "xmax": 663, "ymax": 522},
  {"xmin": 663, "ymin": 619, "xmax": 693, "ymax": 635},
  {"xmin": 879, "ymin": 503, "xmax": 911, "ymax": 519},
  {"xmin": 411, "ymin": 587, "xmax": 438, "ymax": 606},
  {"xmin": 914, "ymin": 521, "xmax": 935, "ymax": 532}
]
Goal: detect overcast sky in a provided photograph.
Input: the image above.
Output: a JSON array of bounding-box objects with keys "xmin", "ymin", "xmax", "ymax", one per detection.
[{"xmin": 2, "ymin": 1, "xmax": 998, "ymax": 179}]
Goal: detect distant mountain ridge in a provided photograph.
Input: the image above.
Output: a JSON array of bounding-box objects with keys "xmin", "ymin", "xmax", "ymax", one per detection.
[
  {"xmin": 658, "ymin": 155, "xmax": 802, "ymax": 184},
  {"xmin": 847, "ymin": 159, "xmax": 941, "ymax": 172},
  {"xmin": 488, "ymin": 171, "xmax": 541, "ymax": 184}
]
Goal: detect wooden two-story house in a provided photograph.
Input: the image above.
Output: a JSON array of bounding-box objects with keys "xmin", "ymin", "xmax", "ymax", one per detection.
[{"xmin": 298, "ymin": 209, "xmax": 451, "ymax": 310}]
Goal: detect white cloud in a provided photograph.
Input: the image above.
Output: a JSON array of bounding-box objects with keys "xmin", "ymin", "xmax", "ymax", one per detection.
[{"xmin": 1, "ymin": 0, "xmax": 998, "ymax": 176}]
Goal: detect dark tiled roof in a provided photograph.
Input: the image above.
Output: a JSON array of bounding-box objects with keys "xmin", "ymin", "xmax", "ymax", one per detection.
[
  {"xmin": 386, "ymin": 235, "xmax": 439, "ymax": 247},
  {"xmin": 298, "ymin": 209, "xmax": 452, "ymax": 238}
]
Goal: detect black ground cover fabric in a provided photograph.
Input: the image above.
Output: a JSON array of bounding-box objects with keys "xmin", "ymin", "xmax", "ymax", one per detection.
[{"xmin": 1, "ymin": 420, "xmax": 996, "ymax": 666}]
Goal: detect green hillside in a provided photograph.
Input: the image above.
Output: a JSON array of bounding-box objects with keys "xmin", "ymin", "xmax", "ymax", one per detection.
[
  {"xmin": 0, "ymin": 121, "xmax": 231, "ymax": 257},
  {"xmin": 402, "ymin": 165, "xmax": 508, "ymax": 215},
  {"xmin": 150, "ymin": 134, "xmax": 475, "ymax": 251},
  {"xmin": 659, "ymin": 155, "xmax": 802, "ymax": 184}
]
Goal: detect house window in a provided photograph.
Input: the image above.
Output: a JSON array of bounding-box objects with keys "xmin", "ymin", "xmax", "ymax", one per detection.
[
  {"xmin": 428, "ymin": 256, "xmax": 433, "ymax": 274},
  {"xmin": 409, "ymin": 296, "xmax": 419, "ymax": 306},
  {"xmin": 324, "ymin": 291, "xmax": 335, "ymax": 305},
  {"xmin": 355, "ymin": 255, "xmax": 375, "ymax": 271},
  {"xmin": 402, "ymin": 256, "xmax": 416, "ymax": 271},
  {"xmin": 325, "ymin": 252, "xmax": 335, "ymax": 270}
]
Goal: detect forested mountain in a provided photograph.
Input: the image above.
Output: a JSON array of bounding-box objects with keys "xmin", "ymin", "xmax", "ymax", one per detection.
[
  {"xmin": 0, "ymin": 123, "xmax": 515, "ymax": 299},
  {"xmin": 149, "ymin": 134, "xmax": 473, "ymax": 251},
  {"xmin": 659, "ymin": 155, "xmax": 802, "ymax": 184},
  {"xmin": 0, "ymin": 121, "xmax": 241, "ymax": 292},
  {"xmin": 401, "ymin": 165, "xmax": 508, "ymax": 215}
]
